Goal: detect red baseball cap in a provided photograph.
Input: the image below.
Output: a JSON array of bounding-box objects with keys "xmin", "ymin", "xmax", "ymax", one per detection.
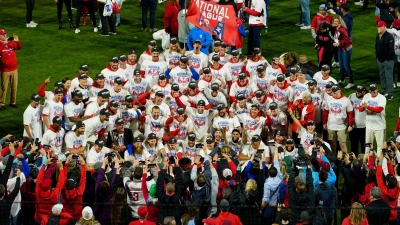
[
  {"xmin": 0, "ymin": 29, "xmax": 6, "ymax": 35},
  {"xmin": 137, "ymin": 206, "xmax": 148, "ymax": 217},
  {"xmin": 377, "ymin": 21, "xmax": 387, "ymax": 27},
  {"xmin": 393, "ymin": 19, "xmax": 400, "ymax": 29}
]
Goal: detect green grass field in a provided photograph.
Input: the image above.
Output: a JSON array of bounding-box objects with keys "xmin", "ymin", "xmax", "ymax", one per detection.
[{"xmin": 0, "ymin": 0, "xmax": 394, "ymax": 142}]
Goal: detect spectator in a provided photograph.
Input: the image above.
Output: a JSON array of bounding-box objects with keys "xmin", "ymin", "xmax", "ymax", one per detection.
[
  {"xmin": 76, "ymin": 206, "xmax": 101, "ymax": 225},
  {"xmin": 295, "ymin": 0, "xmax": 310, "ymax": 29},
  {"xmin": 0, "ymin": 169, "xmax": 21, "ymax": 225},
  {"xmin": 177, "ymin": 3, "xmax": 194, "ymax": 49},
  {"xmin": 214, "ymin": 199, "xmax": 243, "ymax": 225},
  {"xmin": 313, "ymin": 169, "xmax": 338, "ymax": 225},
  {"xmin": 187, "ymin": 27, "xmax": 213, "ymax": 55},
  {"xmin": 141, "ymin": 0, "xmax": 158, "ymax": 32},
  {"xmin": 163, "ymin": 0, "xmax": 180, "ymax": 38},
  {"xmin": 315, "ymin": 23, "xmax": 335, "ymax": 68},
  {"xmin": 98, "ymin": 0, "xmax": 116, "ymax": 36},
  {"xmin": 342, "ymin": 202, "xmax": 369, "ymax": 225},
  {"xmin": 74, "ymin": 0, "xmax": 97, "ymax": 34},
  {"xmin": 310, "ymin": 4, "xmax": 332, "ymax": 39},
  {"xmin": 124, "ymin": 160, "xmax": 146, "ymax": 220},
  {"xmin": 0, "ymin": 29, "xmax": 22, "ymax": 109},
  {"xmin": 111, "ymin": 187, "xmax": 128, "ymax": 224},
  {"xmin": 129, "ymin": 206, "xmax": 156, "ymax": 225},
  {"xmin": 20, "ymin": 163, "xmax": 40, "ymax": 224},
  {"xmin": 25, "ymin": 0, "xmax": 37, "ymax": 27},
  {"xmin": 329, "ymin": 3, "xmax": 353, "ymax": 38},
  {"xmin": 243, "ymin": 0, "xmax": 266, "ymax": 55},
  {"xmin": 365, "ymin": 187, "xmax": 391, "ymax": 225},
  {"xmin": 40, "ymin": 203, "xmax": 72, "ymax": 225},
  {"xmin": 181, "ymin": 203, "xmax": 199, "ymax": 225},
  {"xmin": 375, "ymin": 21, "xmax": 395, "ymax": 100},
  {"xmin": 190, "ymin": 156, "xmax": 212, "ymax": 221},
  {"xmin": 142, "ymin": 165, "xmax": 160, "ymax": 223},
  {"xmin": 376, "ymin": 0, "xmax": 396, "ymax": 28},
  {"xmin": 164, "ymin": 216, "xmax": 177, "ymax": 225}
]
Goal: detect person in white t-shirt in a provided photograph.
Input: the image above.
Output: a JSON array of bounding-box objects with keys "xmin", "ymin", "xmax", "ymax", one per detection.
[
  {"xmin": 42, "ymin": 87, "xmax": 64, "ymax": 131},
  {"xmin": 348, "ymin": 85, "xmax": 367, "ymax": 155},
  {"xmin": 252, "ymin": 89, "xmax": 273, "ymax": 115},
  {"xmin": 212, "ymin": 104, "xmax": 242, "ymax": 141},
  {"xmin": 88, "ymin": 73, "xmax": 108, "ymax": 98},
  {"xmin": 42, "ymin": 116, "xmax": 65, "ymax": 156},
  {"xmin": 160, "ymin": 137, "xmax": 184, "ymax": 160},
  {"xmin": 266, "ymin": 57, "xmax": 287, "ymax": 81},
  {"xmin": 241, "ymin": 134, "xmax": 270, "ymax": 163},
  {"xmin": 229, "ymin": 72, "xmax": 252, "ymax": 103},
  {"xmin": 85, "ymin": 89, "xmax": 110, "ymax": 117},
  {"xmin": 186, "ymin": 40, "xmax": 209, "ymax": 74},
  {"xmin": 251, "ymin": 64, "xmax": 270, "ymax": 93},
  {"xmin": 83, "ymin": 108, "xmax": 110, "ymax": 142},
  {"xmin": 315, "ymin": 65, "xmax": 337, "ymax": 94},
  {"xmin": 229, "ymin": 93, "xmax": 252, "ymax": 124},
  {"xmin": 289, "ymin": 110, "xmax": 316, "ymax": 150},
  {"xmin": 203, "ymin": 83, "xmax": 228, "ymax": 110},
  {"xmin": 137, "ymin": 90, "xmax": 171, "ymax": 117},
  {"xmin": 64, "ymin": 90, "xmax": 87, "ymax": 131},
  {"xmin": 169, "ymin": 107, "xmax": 194, "ymax": 143},
  {"xmin": 36, "ymin": 77, "xmax": 64, "ymax": 103},
  {"xmin": 64, "ymin": 122, "xmax": 87, "ymax": 155},
  {"xmin": 127, "ymin": 50, "xmax": 138, "ymax": 71},
  {"xmin": 124, "ymin": 69, "xmax": 150, "ymax": 99},
  {"xmin": 118, "ymin": 55, "xmax": 133, "ymax": 82},
  {"xmin": 307, "ymin": 79, "xmax": 323, "ymax": 131},
  {"xmin": 101, "ymin": 57, "xmax": 126, "ymax": 87},
  {"xmin": 166, "ymin": 55, "xmax": 200, "ymax": 92},
  {"xmin": 163, "ymin": 37, "xmax": 182, "ymax": 67},
  {"xmin": 124, "ymin": 136, "xmax": 152, "ymax": 162},
  {"xmin": 286, "ymin": 66, "xmax": 299, "ymax": 88},
  {"xmin": 109, "ymin": 77, "xmax": 129, "ymax": 104},
  {"xmin": 140, "ymin": 47, "xmax": 169, "ymax": 88},
  {"xmin": 86, "ymin": 139, "xmax": 110, "ymax": 170},
  {"xmin": 73, "ymin": 74, "xmax": 90, "ymax": 101},
  {"xmin": 138, "ymin": 105, "xmax": 174, "ymax": 137},
  {"xmin": 69, "ymin": 64, "xmax": 94, "ymax": 93},
  {"xmin": 23, "ymin": 94, "xmax": 42, "ymax": 140},
  {"xmin": 323, "ymin": 84, "xmax": 354, "ymax": 153},
  {"xmin": 359, "ymin": 84, "xmax": 387, "ymax": 155},
  {"xmin": 223, "ymin": 49, "xmax": 244, "ymax": 83},
  {"xmin": 213, "ymin": 42, "xmax": 231, "ymax": 66}
]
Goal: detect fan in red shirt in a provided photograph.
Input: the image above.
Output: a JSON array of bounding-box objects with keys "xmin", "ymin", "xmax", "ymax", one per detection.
[
  {"xmin": 163, "ymin": 0, "xmax": 181, "ymax": 37},
  {"xmin": 129, "ymin": 206, "xmax": 156, "ymax": 225}
]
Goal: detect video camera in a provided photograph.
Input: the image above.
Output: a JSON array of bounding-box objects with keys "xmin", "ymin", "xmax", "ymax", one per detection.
[{"xmin": 293, "ymin": 145, "xmax": 310, "ymax": 167}]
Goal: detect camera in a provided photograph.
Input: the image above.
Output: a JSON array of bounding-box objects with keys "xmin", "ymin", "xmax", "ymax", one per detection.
[
  {"xmin": 387, "ymin": 142, "xmax": 393, "ymax": 147},
  {"xmin": 72, "ymin": 154, "xmax": 79, "ymax": 160},
  {"xmin": 106, "ymin": 152, "xmax": 116, "ymax": 161},
  {"xmin": 382, "ymin": 149, "xmax": 388, "ymax": 154},
  {"xmin": 364, "ymin": 143, "xmax": 372, "ymax": 148},
  {"xmin": 220, "ymin": 138, "xmax": 225, "ymax": 145},
  {"xmin": 148, "ymin": 163, "xmax": 156, "ymax": 168},
  {"xmin": 195, "ymin": 143, "xmax": 204, "ymax": 149},
  {"xmin": 43, "ymin": 145, "xmax": 50, "ymax": 150},
  {"xmin": 51, "ymin": 155, "xmax": 58, "ymax": 162},
  {"xmin": 168, "ymin": 156, "xmax": 175, "ymax": 165},
  {"xmin": 277, "ymin": 146, "xmax": 284, "ymax": 153},
  {"xmin": 267, "ymin": 142, "xmax": 275, "ymax": 147},
  {"xmin": 139, "ymin": 161, "xmax": 146, "ymax": 165},
  {"xmin": 293, "ymin": 145, "xmax": 310, "ymax": 167},
  {"xmin": 348, "ymin": 152, "xmax": 354, "ymax": 161}
]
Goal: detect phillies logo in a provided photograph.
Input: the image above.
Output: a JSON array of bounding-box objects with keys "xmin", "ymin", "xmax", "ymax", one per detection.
[
  {"xmin": 194, "ymin": 116, "xmax": 206, "ymax": 127},
  {"xmin": 94, "ymin": 125, "xmax": 104, "ymax": 134},
  {"xmin": 169, "ymin": 59, "xmax": 179, "ymax": 66},
  {"xmin": 274, "ymin": 90, "xmax": 284, "ymax": 101},
  {"xmin": 190, "ymin": 58, "xmax": 201, "ymax": 68},
  {"xmin": 330, "ymin": 107, "xmax": 342, "ymax": 115},
  {"xmin": 245, "ymin": 121, "xmax": 257, "ymax": 131},
  {"xmin": 304, "ymin": 138, "xmax": 311, "ymax": 148},
  {"xmin": 177, "ymin": 126, "xmax": 187, "ymax": 137},
  {"xmin": 272, "ymin": 117, "xmax": 279, "ymax": 125},
  {"xmin": 169, "ymin": 101, "xmax": 178, "ymax": 111},
  {"xmin": 147, "ymin": 148, "xmax": 157, "ymax": 157},
  {"xmin": 186, "ymin": 147, "xmax": 197, "ymax": 157},
  {"xmin": 122, "ymin": 111, "xmax": 134, "ymax": 123},
  {"xmin": 148, "ymin": 69, "xmax": 159, "ymax": 77},
  {"xmin": 54, "ymin": 106, "xmax": 63, "ymax": 117},
  {"xmin": 257, "ymin": 79, "xmax": 268, "ymax": 89},
  {"xmin": 178, "ymin": 76, "xmax": 190, "ymax": 84},
  {"xmin": 312, "ymin": 97, "xmax": 320, "ymax": 107},
  {"xmin": 54, "ymin": 135, "xmax": 63, "ymax": 148},
  {"xmin": 73, "ymin": 140, "xmax": 83, "ymax": 149},
  {"xmin": 35, "ymin": 110, "xmax": 41, "ymax": 122},
  {"xmin": 73, "ymin": 108, "xmax": 82, "ymax": 118},
  {"xmin": 132, "ymin": 86, "xmax": 145, "ymax": 96}
]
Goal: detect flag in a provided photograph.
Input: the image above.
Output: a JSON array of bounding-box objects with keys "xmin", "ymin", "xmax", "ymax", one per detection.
[{"xmin": 186, "ymin": 0, "xmax": 238, "ymax": 46}]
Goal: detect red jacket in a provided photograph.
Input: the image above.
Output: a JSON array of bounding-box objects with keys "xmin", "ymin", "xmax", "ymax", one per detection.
[
  {"xmin": 336, "ymin": 26, "xmax": 352, "ymax": 52},
  {"xmin": 61, "ymin": 164, "xmax": 87, "ymax": 220},
  {"xmin": 0, "ymin": 40, "xmax": 22, "ymax": 72},
  {"xmin": 311, "ymin": 14, "xmax": 333, "ymax": 32},
  {"xmin": 341, "ymin": 217, "xmax": 368, "ymax": 225},
  {"xmin": 215, "ymin": 212, "xmax": 243, "ymax": 225},
  {"xmin": 163, "ymin": 3, "xmax": 181, "ymax": 35},
  {"xmin": 40, "ymin": 212, "xmax": 73, "ymax": 225},
  {"xmin": 35, "ymin": 166, "xmax": 66, "ymax": 222},
  {"xmin": 377, "ymin": 164, "xmax": 400, "ymax": 221}
]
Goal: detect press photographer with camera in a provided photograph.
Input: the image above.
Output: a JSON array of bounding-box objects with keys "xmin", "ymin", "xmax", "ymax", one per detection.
[{"xmin": 309, "ymin": 140, "xmax": 336, "ymax": 187}]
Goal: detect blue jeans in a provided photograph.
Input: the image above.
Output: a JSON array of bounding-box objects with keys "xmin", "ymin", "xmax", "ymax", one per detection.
[
  {"xmin": 265, "ymin": 0, "xmax": 270, "ymax": 26},
  {"xmin": 141, "ymin": 0, "xmax": 157, "ymax": 29},
  {"xmin": 299, "ymin": 0, "xmax": 310, "ymax": 26},
  {"xmin": 247, "ymin": 26, "xmax": 262, "ymax": 54},
  {"xmin": 338, "ymin": 48, "xmax": 353, "ymax": 83}
]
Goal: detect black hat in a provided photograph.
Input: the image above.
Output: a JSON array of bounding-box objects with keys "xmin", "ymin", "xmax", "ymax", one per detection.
[
  {"xmin": 134, "ymin": 136, "xmax": 143, "ymax": 142},
  {"xmin": 73, "ymin": 90, "xmax": 83, "ymax": 98},
  {"xmin": 211, "ymin": 83, "xmax": 220, "ymax": 91},
  {"xmin": 276, "ymin": 129, "xmax": 286, "ymax": 136},
  {"xmin": 255, "ymin": 90, "xmax": 264, "ymax": 97},
  {"xmin": 151, "ymin": 47, "xmax": 160, "ymax": 53},
  {"xmin": 269, "ymin": 102, "xmax": 278, "ymax": 110},
  {"xmin": 148, "ymin": 133, "xmax": 157, "ymax": 139},
  {"xmin": 176, "ymin": 107, "xmax": 185, "ymax": 115},
  {"xmin": 54, "ymin": 88, "xmax": 63, "ymax": 94},
  {"xmin": 133, "ymin": 69, "xmax": 141, "ymax": 76},
  {"xmin": 276, "ymin": 74, "xmax": 285, "ymax": 82},
  {"xmin": 155, "ymin": 91, "xmax": 165, "ymax": 97},
  {"xmin": 98, "ymin": 89, "xmax": 110, "ymax": 98},
  {"xmin": 203, "ymin": 67, "xmax": 211, "ymax": 74},
  {"xmin": 331, "ymin": 84, "xmax": 341, "ymax": 92},
  {"xmin": 211, "ymin": 54, "xmax": 220, "ymax": 61},
  {"xmin": 253, "ymin": 48, "xmax": 260, "ymax": 54},
  {"xmin": 217, "ymin": 103, "xmax": 225, "ymax": 110},
  {"xmin": 149, "ymin": 40, "xmax": 157, "ymax": 46},
  {"xmin": 290, "ymin": 66, "xmax": 300, "ymax": 74},
  {"xmin": 180, "ymin": 56, "xmax": 188, "ymax": 63},
  {"xmin": 80, "ymin": 64, "xmax": 88, "ymax": 71},
  {"xmin": 189, "ymin": 81, "xmax": 197, "ymax": 89},
  {"xmin": 96, "ymin": 73, "xmax": 105, "ymax": 79},
  {"xmin": 78, "ymin": 74, "xmax": 88, "ymax": 80},
  {"xmin": 300, "ymin": 67, "xmax": 307, "ymax": 75},
  {"xmin": 197, "ymin": 100, "xmax": 206, "ymax": 106},
  {"xmin": 194, "ymin": 39, "xmax": 202, "ymax": 44},
  {"xmin": 220, "ymin": 42, "xmax": 227, "ymax": 48},
  {"xmin": 171, "ymin": 83, "xmax": 180, "ymax": 91},
  {"xmin": 307, "ymin": 120, "xmax": 315, "ymax": 125},
  {"xmin": 100, "ymin": 108, "xmax": 111, "ymax": 116},
  {"xmin": 168, "ymin": 137, "xmax": 177, "ymax": 144},
  {"xmin": 256, "ymin": 64, "xmax": 266, "ymax": 72},
  {"xmin": 307, "ymin": 79, "xmax": 317, "ymax": 86},
  {"xmin": 54, "ymin": 81, "xmax": 63, "ymax": 87},
  {"xmin": 170, "ymin": 37, "xmax": 178, "ymax": 43},
  {"xmin": 325, "ymin": 81, "xmax": 334, "ymax": 89},
  {"xmin": 115, "ymin": 118, "xmax": 124, "ymax": 125},
  {"xmin": 251, "ymin": 104, "xmax": 260, "ymax": 109},
  {"xmin": 286, "ymin": 138, "xmax": 294, "ymax": 144},
  {"xmin": 214, "ymin": 41, "xmax": 221, "ymax": 47},
  {"xmin": 321, "ymin": 64, "xmax": 330, "ymax": 71},
  {"xmin": 238, "ymin": 72, "xmax": 247, "ymax": 80},
  {"xmin": 109, "ymin": 100, "xmax": 119, "ymax": 107},
  {"xmin": 52, "ymin": 116, "xmax": 62, "ymax": 124},
  {"xmin": 31, "ymin": 94, "xmax": 41, "ymax": 101},
  {"xmin": 75, "ymin": 121, "xmax": 85, "ymax": 129},
  {"xmin": 125, "ymin": 95, "xmax": 133, "ymax": 102},
  {"xmin": 119, "ymin": 55, "xmax": 127, "ymax": 61},
  {"xmin": 206, "ymin": 136, "xmax": 215, "ymax": 144},
  {"xmin": 251, "ymin": 135, "xmax": 261, "ymax": 142},
  {"xmin": 236, "ymin": 93, "xmax": 245, "ymax": 100},
  {"xmin": 159, "ymin": 73, "xmax": 166, "ymax": 79},
  {"xmin": 231, "ymin": 50, "xmax": 239, "ymax": 56},
  {"xmin": 110, "ymin": 57, "xmax": 119, "ymax": 62},
  {"xmin": 128, "ymin": 50, "xmax": 136, "ymax": 55},
  {"xmin": 356, "ymin": 84, "xmax": 367, "ymax": 92},
  {"xmin": 188, "ymin": 133, "xmax": 196, "ymax": 141},
  {"xmin": 114, "ymin": 77, "xmax": 123, "ymax": 84},
  {"xmin": 95, "ymin": 139, "xmax": 104, "ymax": 147},
  {"xmin": 369, "ymin": 83, "xmax": 378, "ymax": 91}
]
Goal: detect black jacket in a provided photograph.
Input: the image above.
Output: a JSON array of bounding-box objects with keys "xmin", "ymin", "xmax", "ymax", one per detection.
[
  {"xmin": 376, "ymin": 31, "xmax": 395, "ymax": 62},
  {"xmin": 314, "ymin": 182, "xmax": 337, "ymax": 220},
  {"xmin": 336, "ymin": 160, "xmax": 366, "ymax": 206},
  {"xmin": 0, "ymin": 177, "xmax": 20, "ymax": 225},
  {"xmin": 288, "ymin": 168, "xmax": 314, "ymax": 223},
  {"xmin": 106, "ymin": 128, "xmax": 134, "ymax": 155},
  {"xmin": 0, "ymin": 155, "xmax": 14, "ymax": 187},
  {"xmin": 365, "ymin": 198, "xmax": 391, "ymax": 225}
]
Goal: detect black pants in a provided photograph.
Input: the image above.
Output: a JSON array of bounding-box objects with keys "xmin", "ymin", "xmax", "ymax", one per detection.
[
  {"xmin": 393, "ymin": 60, "xmax": 400, "ymax": 83},
  {"xmin": 98, "ymin": 2, "xmax": 116, "ymax": 34},
  {"xmin": 75, "ymin": 0, "xmax": 96, "ymax": 28},
  {"xmin": 247, "ymin": 26, "xmax": 261, "ymax": 54},
  {"xmin": 349, "ymin": 127, "xmax": 365, "ymax": 156},
  {"xmin": 57, "ymin": 0, "xmax": 73, "ymax": 21},
  {"xmin": 25, "ymin": 0, "xmax": 35, "ymax": 23}
]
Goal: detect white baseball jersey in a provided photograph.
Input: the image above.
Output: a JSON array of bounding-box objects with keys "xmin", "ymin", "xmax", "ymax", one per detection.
[
  {"xmin": 348, "ymin": 93, "xmax": 366, "ymax": 128},
  {"xmin": 186, "ymin": 51, "xmax": 209, "ymax": 73},
  {"xmin": 42, "ymin": 128, "xmax": 66, "ymax": 155},
  {"xmin": 65, "ymin": 131, "xmax": 87, "ymax": 153},
  {"xmin": 324, "ymin": 95, "xmax": 353, "ymax": 130},
  {"xmin": 101, "ymin": 67, "xmax": 126, "ymax": 86},
  {"xmin": 223, "ymin": 60, "xmax": 244, "ymax": 83},
  {"xmin": 23, "ymin": 104, "xmax": 42, "ymax": 140},
  {"xmin": 140, "ymin": 60, "xmax": 168, "ymax": 87},
  {"xmin": 248, "ymin": 0, "xmax": 266, "ymax": 26},
  {"xmin": 362, "ymin": 93, "xmax": 386, "ymax": 130},
  {"xmin": 124, "ymin": 177, "xmax": 146, "ymax": 218},
  {"xmin": 64, "ymin": 101, "xmax": 84, "ymax": 130}
]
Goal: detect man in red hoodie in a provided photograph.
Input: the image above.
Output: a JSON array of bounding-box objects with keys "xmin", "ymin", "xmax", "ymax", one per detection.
[
  {"xmin": 0, "ymin": 29, "xmax": 22, "ymax": 109},
  {"xmin": 214, "ymin": 199, "xmax": 242, "ymax": 225},
  {"xmin": 35, "ymin": 160, "xmax": 66, "ymax": 223},
  {"xmin": 61, "ymin": 154, "xmax": 87, "ymax": 223}
]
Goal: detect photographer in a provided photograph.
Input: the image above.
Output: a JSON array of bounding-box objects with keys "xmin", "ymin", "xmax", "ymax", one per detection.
[
  {"xmin": 336, "ymin": 150, "xmax": 366, "ymax": 220},
  {"xmin": 310, "ymin": 143, "xmax": 336, "ymax": 187},
  {"xmin": 61, "ymin": 154, "xmax": 86, "ymax": 224},
  {"xmin": 19, "ymin": 163, "xmax": 40, "ymax": 224}
]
